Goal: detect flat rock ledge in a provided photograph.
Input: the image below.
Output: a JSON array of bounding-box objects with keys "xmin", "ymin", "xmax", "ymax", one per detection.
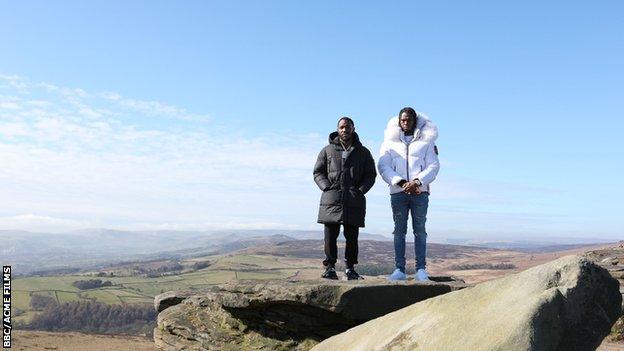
[
  {"xmin": 154, "ymin": 277, "xmax": 466, "ymax": 350},
  {"xmin": 313, "ymin": 255, "xmax": 622, "ymax": 351}
]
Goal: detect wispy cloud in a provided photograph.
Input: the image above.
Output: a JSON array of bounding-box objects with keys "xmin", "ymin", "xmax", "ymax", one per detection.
[
  {"xmin": 0, "ymin": 213, "xmax": 303, "ymax": 233},
  {"xmin": 0, "ymin": 75, "xmax": 594, "ymax": 237},
  {"xmin": 0, "ymin": 75, "xmax": 323, "ymax": 231},
  {"xmin": 0, "ymin": 214, "xmax": 96, "ymax": 233}
]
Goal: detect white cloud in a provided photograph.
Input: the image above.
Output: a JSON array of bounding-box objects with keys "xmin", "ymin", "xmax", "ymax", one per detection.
[
  {"xmin": 116, "ymin": 220, "xmax": 305, "ymax": 231},
  {"xmin": 0, "ymin": 101, "xmax": 20, "ymax": 110},
  {"xmin": 0, "ymin": 75, "xmax": 323, "ymax": 231},
  {"xmin": 98, "ymin": 90, "xmax": 210, "ymax": 122},
  {"xmin": 0, "ymin": 122, "xmax": 29, "ymax": 137},
  {"xmin": 0, "ymin": 74, "xmax": 588, "ymax": 237},
  {"xmin": 0, "ymin": 214, "xmax": 96, "ymax": 232},
  {"xmin": 0, "ymin": 213, "xmax": 306, "ymax": 233}
]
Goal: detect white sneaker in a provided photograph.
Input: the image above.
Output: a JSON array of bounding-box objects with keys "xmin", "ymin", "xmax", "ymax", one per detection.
[
  {"xmin": 416, "ymin": 268, "xmax": 430, "ymax": 281},
  {"xmin": 388, "ymin": 268, "xmax": 407, "ymax": 281}
]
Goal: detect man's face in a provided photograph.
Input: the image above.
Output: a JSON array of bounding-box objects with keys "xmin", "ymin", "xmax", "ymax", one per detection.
[
  {"xmin": 399, "ymin": 112, "xmax": 415, "ymax": 132},
  {"xmin": 338, "ymin": 119, "xmax": 354, "ymax": 142}
]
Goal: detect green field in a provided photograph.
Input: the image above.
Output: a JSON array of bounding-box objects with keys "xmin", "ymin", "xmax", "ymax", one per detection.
[
  {"xmin": 12, "ymin": 291, "xmax": 32, "ymax": 311},
  {"xmin": 13, "ymin": 254, "xmax": 310, "ymax": 323},
  {"xmin": 217, "ymin": 254, "xmax": 289, "ymax": 269},
  {"xmin": 14, "ymin": 276, "xmax": 82, "ymax": 292},
  {"xmin": 57, "ymin": 291, "xmax": 80, "ymax": 303},
  {"xmin": 14, "ymin": 311, "xmax": 38, "ymax": 324},
  {"xmin": 80, "ymin": 289, "xmax": 124, "ymax": 304}
]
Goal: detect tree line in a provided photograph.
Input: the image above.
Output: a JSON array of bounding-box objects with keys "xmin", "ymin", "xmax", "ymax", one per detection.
[
  {"xmin": 72, "ymin": 279, "xmax": 113, "ymax": 290},
  {"xmin": 26, "ymin": 300, "xmax": 156, "ymax": 336}
]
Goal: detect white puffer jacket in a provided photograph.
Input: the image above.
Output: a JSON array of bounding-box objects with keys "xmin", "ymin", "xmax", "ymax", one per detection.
[{"xmin": 378, "ymin": 113, "xmax": 440, "ymax": 194}]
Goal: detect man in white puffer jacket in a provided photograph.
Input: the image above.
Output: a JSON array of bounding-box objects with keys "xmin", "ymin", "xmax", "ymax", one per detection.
[{"xmin": 378, "ymin": 107, "xmax": 440, "ymax": 281}]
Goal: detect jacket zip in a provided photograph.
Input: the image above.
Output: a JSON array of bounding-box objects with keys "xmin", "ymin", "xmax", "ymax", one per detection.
[
  {"xmin": 405, "ymin": 142, "xmax": 410, "ymax": 181},
  {"xmin": 340, "ymin": 146, "xmax": 347, "ymax": 224}
]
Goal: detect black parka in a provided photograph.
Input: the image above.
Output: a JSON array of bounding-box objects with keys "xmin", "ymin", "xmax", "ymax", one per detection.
[{"xmin": 313, "ymin": 132, "xmax": 377, "ymax": 227}]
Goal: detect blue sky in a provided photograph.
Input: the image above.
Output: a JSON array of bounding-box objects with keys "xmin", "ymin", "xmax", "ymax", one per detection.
[{"xmin": 0, "ymin": 1, "xmax": 622, "ymax": 241}]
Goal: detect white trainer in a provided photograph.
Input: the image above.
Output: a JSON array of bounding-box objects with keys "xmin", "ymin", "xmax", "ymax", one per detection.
[
  {"xmin": 388, "ymin": 268, "xmax": 407, "ymax": 281},
  {"xmin": 416, "ymin": 268, "xmax": 430, "ymax": 281}
]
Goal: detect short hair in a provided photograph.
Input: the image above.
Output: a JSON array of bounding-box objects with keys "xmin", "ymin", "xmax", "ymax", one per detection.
[
  {"xmin": 337, "ymin": 116, "xmax": 354, "ymax": 127},
  {"xmin": 398, "ymin": 107, "xmax": 417, "ymax": 126}
]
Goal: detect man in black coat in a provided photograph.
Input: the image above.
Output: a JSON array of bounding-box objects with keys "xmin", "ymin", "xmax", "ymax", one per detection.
[{"xmin": 313, "ymin": 117, "xmax": 377, "ymax": 280}]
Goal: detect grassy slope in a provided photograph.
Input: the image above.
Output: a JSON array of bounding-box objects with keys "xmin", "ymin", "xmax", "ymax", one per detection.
[
  {"xmin": 13, "ymin": 254, "xmax": 312, "ymax": 324},
  {"xmin": 12, "ymin": 241, "xmax": 622, "ymax": 349}
]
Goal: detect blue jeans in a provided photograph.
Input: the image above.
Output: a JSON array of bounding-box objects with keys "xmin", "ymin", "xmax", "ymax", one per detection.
[{"xmin": 390, "ymin": 192, "xmax": 429, "ymax": 271}]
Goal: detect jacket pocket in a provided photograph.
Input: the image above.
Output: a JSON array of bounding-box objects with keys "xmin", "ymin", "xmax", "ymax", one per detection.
[
  {"xmin": 320, "ymin": 189, "xmax": 341, "ymax": 205},
  {"xmin": 345, "ymin": 187, "xmax": 365, "ymax": 208}
]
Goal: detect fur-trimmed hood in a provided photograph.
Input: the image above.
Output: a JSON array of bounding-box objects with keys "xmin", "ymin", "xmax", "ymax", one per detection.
[{"xmin": 383, "ymin": 112, "xmax": 438, "ymax": 143}]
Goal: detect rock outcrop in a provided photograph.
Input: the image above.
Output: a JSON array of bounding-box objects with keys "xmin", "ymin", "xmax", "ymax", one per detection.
[
  {"xmin": 585, "ymin": 243, "xmax": 624, "ymax": 343},
  {"xmin": 312, "ymin": 255, "xmax": 622, "ymax": 351},
  {"xmin": 154, "ymin": 277, "xmax": 465, "ymax": 350}
]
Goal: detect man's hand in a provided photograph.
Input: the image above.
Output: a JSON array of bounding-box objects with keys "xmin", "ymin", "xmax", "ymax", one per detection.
[{"xmin": 402, "ymin": 181, "xmax": 421, "ymax": 195}]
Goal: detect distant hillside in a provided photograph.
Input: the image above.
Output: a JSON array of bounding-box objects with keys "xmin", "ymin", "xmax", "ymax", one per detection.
[
  {"xmin": 443, "ymin": 237, "xmax": 619, "ymax": 252},
  {"xmin": 3, "ymin": 228, "xmax": 614, "ymax": 276},
  {"xmin": 2, "ymin": 229, "xmax": 389, "ymax": 275},
  {"xmin": 207, "ymin": 229, "xmax": 391, "ymax": 241},
  {"xmin": 2, "ymin": 229, "xmax": 297, "ymax": 275},
  {"xmin": 240, "ymin": 239, "xmax": 511, "ymax": 263}
]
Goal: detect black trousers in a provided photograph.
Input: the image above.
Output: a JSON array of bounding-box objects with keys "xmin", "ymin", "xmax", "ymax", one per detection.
[{"xmin": 323, "ymin": 223, "xmax": 359, "ymax": 268}]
